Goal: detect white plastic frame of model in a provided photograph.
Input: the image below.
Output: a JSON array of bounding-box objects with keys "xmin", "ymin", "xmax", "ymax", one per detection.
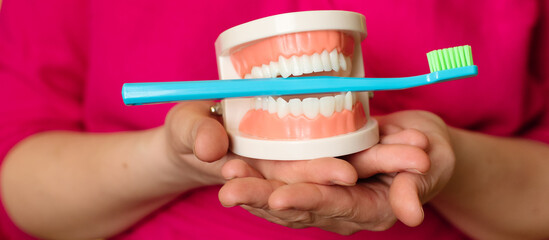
[{"xmin": 214, "ymin": 10, "xmax": 379, "ymax": 160}]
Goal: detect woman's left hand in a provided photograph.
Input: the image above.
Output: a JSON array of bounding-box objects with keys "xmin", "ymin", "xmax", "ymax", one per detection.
[{"xmin": 218, "ymin": 110, "xmax": 456, "ymax": 235}]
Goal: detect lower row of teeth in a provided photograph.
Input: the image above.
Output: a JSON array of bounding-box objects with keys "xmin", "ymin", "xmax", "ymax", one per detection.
[
  {"xmin": 244, "ymin": 49, "xmax": 351, "ymax": 79},
  {"xmin": 253, "ymin": 92, "xmax": 357, "ymax": 119}
]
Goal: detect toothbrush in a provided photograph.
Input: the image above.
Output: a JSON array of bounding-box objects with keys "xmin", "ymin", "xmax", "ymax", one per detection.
[{"xmin": 122, "ymin": 45, "xmax": 477, "ymax": 105}]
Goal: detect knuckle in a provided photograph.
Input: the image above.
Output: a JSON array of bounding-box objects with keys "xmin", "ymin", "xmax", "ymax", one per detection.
[
  {"xmin": 295, "ymin": 212, "xmax": 316, "ymax": 225},
  {"xmin": 404, "ymin": 128, "xmax": 430, "ymax": 148},
  {"xmin": 410, "ymin": 148, "xmax": 431, "ymax": 171},
  {"xmin": 281, "ymin": 211, "xmax": 316, "ymax": 225},
  {"xmin": 369, "ymin": 218, "xmax": 397, "ymax": 231}
]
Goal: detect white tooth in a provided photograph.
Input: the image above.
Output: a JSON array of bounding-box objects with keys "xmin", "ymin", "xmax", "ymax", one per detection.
[
  {"xmin": 343, "ymin": 56, "xmax": 352, "ymax": 77},
  {"xmin": 269, "ymin": 61, "xmax": 280, "ymax": 78},
  {"xmin": 301, "ymin": 54, "xmax": 313, "ymax": 74},
  {"xmin": 344, "ymin": 91, "xmax": 353, "ymax": 111},
  {"xmin": 330, "ymin": 49, "xmax": 340, "ymax": 72},
  {"xmin": 311, "ymin": 53, "xmax": 324, "ymax": 72},
  {"xmin": 276, "ymin": 97, "xmax": 289, "ymax": 118},
  {"xmin": 319, "ymin": 96, "xmax": 335, "ymax": 117},
  {"xmin": 251, "ymin": 66, "xmax": 263, "ymax": 78},
  {"xmin": 278, "ymin": 56, "xmax": 292, "ymax": 78},
  {"xmin": 302, "ymin": 98, "xmax": 319, "ymax": 119},
  {"xmin": 339, "ymin": 53, "xmax": 347, "ymax": 71},
  {"xmin": 262, "ymin": 97, "xmax": 268, "ymax": 111},
  {"xmin": 321, "ymin": 50, "xmax": 332, "ymax": 72},
  {"xmin": 335, "ymin": 94, "xmax": 344, "ymax": 112},
  {"xmin": 244, "ymin": 74, "xmax": 252, "ymax": 79},
  {"xmin": 268, "ymin": 96, "xmax": 277, "ymax": 114},
  {"xmin": 290, "ymin": 55, "xmax": 303, "ymax": 76},
  {"xmin": 289, "ymin": 98, "xmax": 303, "ymax": 116},
  {"xmin": 255, "ymin": 97, "xmax": 262, "ymax": 109},
  {"xmin": 261, "ymin": 64, "xmax": 271, "ymax": 78}
]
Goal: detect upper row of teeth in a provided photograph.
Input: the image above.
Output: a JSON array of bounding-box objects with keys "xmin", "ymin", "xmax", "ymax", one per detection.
[
  {"xmin": 253, "ymin": 92, "xmax": 357, "ymax": 119},
  {"xmin": 244, "ymin": 49, "xmax": 351, "ymax": 79}
]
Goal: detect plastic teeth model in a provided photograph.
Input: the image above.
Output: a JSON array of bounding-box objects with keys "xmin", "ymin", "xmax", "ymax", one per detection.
[{"xmin": 214, "ymin": 11, "xmax": 379, "ymax": 160}]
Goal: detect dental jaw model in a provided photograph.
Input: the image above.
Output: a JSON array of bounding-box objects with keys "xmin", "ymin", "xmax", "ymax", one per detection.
[
  {"xmin": 121, "ymin": 11, "xmax": 476, "ymax": 159},
  {"xmin": 215, "ymin": 11, "xmax": 379, "ymax": 160}
]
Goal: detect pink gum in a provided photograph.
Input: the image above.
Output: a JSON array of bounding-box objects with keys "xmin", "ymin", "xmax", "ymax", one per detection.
[
  {"xmin": 230, "ymin": 30, "xmax": 355, "ymax": 78},
  {"xmin": 238, "ymin": 102, "xmax": 367, "ymax": 140}
]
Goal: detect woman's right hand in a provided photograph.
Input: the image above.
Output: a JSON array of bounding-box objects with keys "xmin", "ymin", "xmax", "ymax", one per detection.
[
  {"xmin": 160, "ymin": 101, "xmax": 359, "ymax": 190},
  {"xmin": 161, "ymin": 101, "xmax": 230, "ymax": 187},
  {"xmin": 0, "ymin": 100, "xmax": 358, "ymax": 239}
]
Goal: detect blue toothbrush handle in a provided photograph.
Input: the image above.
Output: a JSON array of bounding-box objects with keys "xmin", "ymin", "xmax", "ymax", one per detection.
[{"xmin": 122, "ymin": 65, "xmax": 477, "ymax": 105}]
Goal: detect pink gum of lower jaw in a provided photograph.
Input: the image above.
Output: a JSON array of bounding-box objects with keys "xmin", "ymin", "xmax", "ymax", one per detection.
[
  {"xmin": 238, "ymin": 101, "xmax": 367, "ymax": 140},
  {"xmin": 230, "ymin": 30, "xmax": 355, "ymax": 78}
]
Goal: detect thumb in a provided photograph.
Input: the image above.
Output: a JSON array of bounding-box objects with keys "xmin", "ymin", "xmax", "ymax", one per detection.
[
  {"xmin": 165, "ymin": 101, "xmax": 228, "ymax": 162},
  {"xmin": 389, "ymin": 172, "xmax": 425, "ymax": 227}
]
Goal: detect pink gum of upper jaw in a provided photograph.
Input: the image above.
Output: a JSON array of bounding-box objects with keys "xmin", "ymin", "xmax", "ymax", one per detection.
[
  {"xmin": 230, "ymin": 30, "xmax": 355, "ymax": 78},
  {"xmin": 238, "ymin": 101, "xmax": 367, "ymax": 140}
]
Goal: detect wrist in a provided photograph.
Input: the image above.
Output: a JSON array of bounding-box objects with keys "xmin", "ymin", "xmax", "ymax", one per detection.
[
  {"xmin": 146, "ymin": 126, "xmax": 226, "ymax": 192},
  {"xmin": 431, "ymin": 126, "xmax": 470, "ymax": 207},
  {"xmin": 134, "ymin": 127, "xmax": 205, "ymax": 194}
]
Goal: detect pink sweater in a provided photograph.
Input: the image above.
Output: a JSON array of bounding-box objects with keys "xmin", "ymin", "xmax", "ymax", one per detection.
[{"xmin": 1, "ymin": 0, "xmax": 548, "ymax": 239}]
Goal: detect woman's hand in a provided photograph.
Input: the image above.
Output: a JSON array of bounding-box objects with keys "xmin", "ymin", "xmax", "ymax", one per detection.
[
  {"xmin": 218, "ymin": 110, "xmax": 456, "ymax": 235},
  {"xmin": 160, "ymin": 101, "xmax": 230, "ymax": 187},
  {"xmin": 0, "ymin": 100, "xmax": 359, "ymax": 239},
  {"xmin": 161, "ymin": 101, "xmax": 358, "ymax": 189}
]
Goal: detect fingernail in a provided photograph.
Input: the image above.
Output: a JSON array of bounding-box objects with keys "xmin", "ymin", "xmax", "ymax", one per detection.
[
  {"xmin": 224, "ymin": 175, "xmax": 235, "ymax": 180},
  {"xmin": 331, "ymin": 180, "xmax": 356, "ymax": 186},
  {"xmin": 405, "ymin": 169, "xmax": 425, "ymax": 175},
  {"xmin": 220, "ymin": 200, "xmax": 238, "ymax": 208}
]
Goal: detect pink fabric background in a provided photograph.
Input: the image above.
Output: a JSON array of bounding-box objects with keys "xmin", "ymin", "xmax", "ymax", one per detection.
[{"xmin": 1, "ymin": 0, "xmax": 548, "ymax": 239}]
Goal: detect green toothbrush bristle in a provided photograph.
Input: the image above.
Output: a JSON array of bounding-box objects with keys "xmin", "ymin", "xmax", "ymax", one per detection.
[{"xmin": 427, "ymin": 45, "xmax": 473, "ymax": 73}]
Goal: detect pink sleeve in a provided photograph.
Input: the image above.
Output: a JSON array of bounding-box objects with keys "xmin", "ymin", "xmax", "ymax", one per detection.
[
  {"xmin": 0, "ymin": 0, "xmax": 88, "ymax": 238},
  {"xmin": 523, "ymin": 1, "xmax": 549, "ymax": 143}
]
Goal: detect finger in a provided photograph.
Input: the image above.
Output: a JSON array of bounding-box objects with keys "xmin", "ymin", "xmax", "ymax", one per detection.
[
  {"xmin": 378, "ymin": 123, "xmax": 404, "ymax": 136},
  {"xmin": 165, "ymin": 101, "xmax": 229, "ymax": 162},
  {"xmin": 221, "ymin": 159, "xmax": 264, "ymax": 179},
  {"xmin": 380, "ymin": 128, "xmax": 430, "ymax": 150},
  {"xmin": 249, "ymin": 205, "xmax": 365, "ymax": 235},
  {"xmin": 262, "ymin": 206, "xmax": 367, "ymax": 235},
  {"xmin": 348, "ymin": 144, "xmax": 431, "ymax": 178},
  {"xmin": 249, "ymin": 158, "xmax": 357, "ymax": 186},
  {"xmin": 269, "ymin": 183, "xmax": 332, "ymax": 211},
  {"xmin": 268, "ymin": 183, "xmax": 368, "ymax": 218},
  {"xmin": 389, "ymin": 172, "xmax": 424, "ymax": 227},
  {"xmin": 251, "ymin": 207, "xmax": 315, "ymax": 227},
  {"xmin": 218, "ymin": 177, "xmax": 284, "ymax": 208},
  {"xmin": 268, "ymin": 183, "xmax": 397, "ymax": 232},
  {"xmin": 241, "ymin": 205, "xmax": 311, "ymax": 230}
]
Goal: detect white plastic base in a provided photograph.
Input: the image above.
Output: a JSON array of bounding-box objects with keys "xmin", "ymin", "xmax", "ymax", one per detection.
[{"xmin": 228, "ymin": 119, "xmax": 379, "ymax": 160}]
